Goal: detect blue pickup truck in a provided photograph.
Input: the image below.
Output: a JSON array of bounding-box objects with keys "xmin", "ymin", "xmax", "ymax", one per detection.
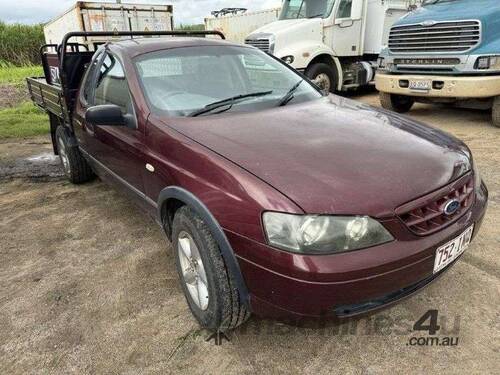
[{"xmin": 376, "ymin": 0, "xmax": 500, "ymax": 127}]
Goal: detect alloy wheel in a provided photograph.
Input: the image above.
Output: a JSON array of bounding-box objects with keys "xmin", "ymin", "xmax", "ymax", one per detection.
[{"xmin": 177, "ymin": 231, "xmax": 209, "ymax": 310}]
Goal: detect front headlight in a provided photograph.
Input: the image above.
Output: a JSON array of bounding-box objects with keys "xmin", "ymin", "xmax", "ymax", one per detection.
[
  {"xmin": 262, "ymin": 212, "xmax": 394, "ymax": 254},
  {"xmin": 281, "ymin": 55, "xmax": 295, "ymax": 65},
  {"xmin": 475, "ymin": 56, "xmax": 500, "ymax": 71}
]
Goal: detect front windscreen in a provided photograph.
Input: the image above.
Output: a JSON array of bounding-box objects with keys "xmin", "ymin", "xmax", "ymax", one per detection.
[
  {"xmin": 280, "ymin": 0, "xmax": 336, "ymax": 20},
  {"xmin": 135, "ymin": 45, "xmax": 322, "ymax": 117}
]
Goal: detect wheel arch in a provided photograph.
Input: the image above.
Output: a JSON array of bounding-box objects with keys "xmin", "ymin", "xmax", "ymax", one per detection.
[
  {"xmin": 158, "ymin": 186, "xmax": 250, "ymax": 307},
  {"xmin": 306, "ymin": 53, "xmax": 343, "ymax": 91}
]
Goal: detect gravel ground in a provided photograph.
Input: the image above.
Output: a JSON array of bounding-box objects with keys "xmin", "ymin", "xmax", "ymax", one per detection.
[{"xmin": 0, "ymin": 93, "xmax": 499, "ymax": 374}]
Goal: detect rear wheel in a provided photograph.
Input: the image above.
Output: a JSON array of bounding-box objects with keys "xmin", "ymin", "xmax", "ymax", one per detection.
[
  {"xmin": 306, "ymin": 63, "xmax": 338, "ymax": 93},
  {"xmin": 380, "ymin": 92, "xmax": 415, "ymax": 113},
  {"xmin": 172, "ymin": 206, "xmax": 250, "ymax": 331},
  {"xmin": 492, "ymin": 96, "xmax": 500, "ymax": 128},
  {"xmin": 55, "ymin": 126, "xmax": 94, "ymax": 184}
]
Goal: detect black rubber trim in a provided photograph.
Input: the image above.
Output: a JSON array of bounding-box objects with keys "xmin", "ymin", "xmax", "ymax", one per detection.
[
  {"xmin": 158, "ymin": 186, "xmax": 250, "ymax": 307},
  {"xmin": 334, "ymin": 258, "xmax": 460, "ymax": 318},
  {"xmin": 79, "ymin": 147, "xmax": 157, "ymax": 208}
]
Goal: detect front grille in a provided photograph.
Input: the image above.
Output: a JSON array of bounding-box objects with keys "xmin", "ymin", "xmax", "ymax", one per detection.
[
  {"xmin": 389, "ymin": 20, "xmax": 481, "ymax": 53},
  {"xmin": 245, "ymin": 38, "xmax": 270, "ymax": 53},
  {"xmin": 397, "ymin": 174, "xmax": 474, "ymax": 236}
]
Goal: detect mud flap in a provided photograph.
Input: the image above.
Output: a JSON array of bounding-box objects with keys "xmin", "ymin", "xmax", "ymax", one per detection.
[{"xmin": 48, "ymin": 113, "xmax": 61, "ymax": 155}]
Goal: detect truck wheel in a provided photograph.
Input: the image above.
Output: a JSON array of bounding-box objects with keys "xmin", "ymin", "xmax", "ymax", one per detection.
[
  {"xmin": 172, "ymin": 206, "xmax": 250, "ymax": 331},
  {"xmin": 380, "ymin": 92, "xmax": 414, "ymax": 113},
  {"xmin": 55, "ymin": 126, "xmax": 94, "ymax": 184},
  {"xmin": 492, "ymin": 96, "xmax": 500, "ymax": 128},
  {"xmin": 306, "ymin": 63, "xmax": 338, "ymax": 93}
]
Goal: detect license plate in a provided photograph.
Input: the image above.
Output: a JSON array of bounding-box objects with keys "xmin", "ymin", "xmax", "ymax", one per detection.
[
  {"xmin": 433, "ymin": 226, "xmax": 474, "ymax": 274},
  {"xmin": 409, "ymin": 80, "xmax": 431, "ymax": 91}
]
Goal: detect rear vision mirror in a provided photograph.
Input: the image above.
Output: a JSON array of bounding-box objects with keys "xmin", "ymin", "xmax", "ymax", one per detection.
[{"xmin": 86, "ymin": 104, "xmax": 126, "ymax": 127}]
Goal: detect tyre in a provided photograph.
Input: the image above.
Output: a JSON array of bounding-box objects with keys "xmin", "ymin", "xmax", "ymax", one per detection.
[
  {"xmin": 379, "ymin": 92, "xmax": 415, "ymax": 113},
  {"xmin": 492, "ymin": 96, "xmax": 500, "ymax": 128},
  {"xmin": 172, "ymin": 206, "xmax": 250, "ymax": 331},
  {"xmin": 55, "ymin": 126, "xmax": 94, "ymax": 184},
  {"xmin": 305, "ymin": 63, "xmax": 338, "ymax": 93}
]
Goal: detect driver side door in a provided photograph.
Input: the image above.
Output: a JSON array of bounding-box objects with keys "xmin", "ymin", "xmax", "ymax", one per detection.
[
  {"xmin": 325, "ymin": 0, "xmax": 364, "ymax": 56},
  {"xmin": 74, "ymin": 51, "xmax": 150, "ymax": 208}
]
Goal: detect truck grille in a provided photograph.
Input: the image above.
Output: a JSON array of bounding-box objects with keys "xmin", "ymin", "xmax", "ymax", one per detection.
[
  {"xmin": 396, "ymin": 174, "xmax": 474, "ymax": 236},
  {"xmin": 245, "ymin": 38, "xmax": 271, "ymax": 53},
  {"xmin": 389, "ymin": 20, "xmax": 481, "ymax": 54}
]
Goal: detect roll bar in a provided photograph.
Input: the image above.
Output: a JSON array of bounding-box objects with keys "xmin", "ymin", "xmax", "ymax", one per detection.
[{"xmin": 40, "ymin": 43, "xmax": 89, "ymax": 56}]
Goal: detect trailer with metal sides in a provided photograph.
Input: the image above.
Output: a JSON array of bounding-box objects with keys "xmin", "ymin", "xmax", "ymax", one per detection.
[
  {"xmin": 205, "ymin": 8, "xmax": 281, "ymax": 44},
  {"xmin": 44, "ymin": 1, "xmax": 174, "ymax": 45}
]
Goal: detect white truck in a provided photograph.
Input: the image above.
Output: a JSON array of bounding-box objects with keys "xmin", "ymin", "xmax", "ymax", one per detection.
[
  {"xmin": 205, "ymin": 8, "xmax": 282, "ymax": 44},
  {"xmin": 44, "ymin": 1, "xmax": 174, "ymax": 45},
  {"xmin": 245, "ymin": 0, "xmax": 422, "ymax": 93}
]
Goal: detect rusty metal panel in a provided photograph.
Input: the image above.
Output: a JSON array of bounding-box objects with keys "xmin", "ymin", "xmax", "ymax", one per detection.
[
  {"xmin": 43, "ymin": 2, "xmax": 173, "ymax": 45},
  {"xmin": 130, "ymin": 8, "xmax": 173, "ymax": 32},
  {"xmin": 81, "ymin": 7, "xmax": 131, "ymax": 42}
]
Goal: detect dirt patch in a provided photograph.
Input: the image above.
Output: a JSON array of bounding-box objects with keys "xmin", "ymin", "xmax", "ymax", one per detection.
[
  {"xmin": 0, "ymin": 137, "xmax": 63, "ymax": 181},
  {"xmin": 0, "ymin": 85, "xmax": 30, "ymax": 110},
  {"xmin": 0, "ymin": 98, "xmax": 499, "ymax": 374}
]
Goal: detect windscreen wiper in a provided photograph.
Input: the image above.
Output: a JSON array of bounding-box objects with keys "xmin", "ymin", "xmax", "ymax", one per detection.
[
  {"xmin": 278, "ymin": 79, "xmax": 304, "ymax": 107},
  {"xmin": 189, "ymin": 91, "xmax": 273, "ymax": 117},
  {"xmin": 307, "ymin": 13, "xmax": 324, "ymax": 18},
  {"xmin": 423, "ymin": 0, "xmax": 450, "ymax": 4}
]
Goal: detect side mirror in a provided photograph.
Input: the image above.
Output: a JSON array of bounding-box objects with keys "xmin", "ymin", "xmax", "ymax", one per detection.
[{"xmin": 86, "ymin": 104, "xmax": 125, "ymax": 127}]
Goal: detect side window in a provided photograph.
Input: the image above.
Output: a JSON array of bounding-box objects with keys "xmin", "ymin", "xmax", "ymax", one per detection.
[
  {"xmin": 287, "ymin": 0, "xmax": 307, "ymax": 19},
  {"xmin": 82, "ymin": 51, "xmax": 102, "ymax": 104},
  {"xmin": 337, "ymin": 0, "xmax": 353, "ymax": 19},
  {"xmin": 94, "ymin": 53, "xmax": 134, "ymax": 115}
]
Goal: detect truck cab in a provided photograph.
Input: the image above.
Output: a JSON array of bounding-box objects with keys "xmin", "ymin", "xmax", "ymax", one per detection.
[
  {"xmin": 376, "ymin": 0, "xmax": 500, "ymax": 127},
  {"xmin": 245, "ymin": 0, "xmax": 421, "ymax": 93}
]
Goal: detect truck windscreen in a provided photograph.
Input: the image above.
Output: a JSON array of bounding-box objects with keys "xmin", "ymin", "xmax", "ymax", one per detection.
[{"xmin": 280, "ymin": 0, "xmax": 336, "ymax": 20}]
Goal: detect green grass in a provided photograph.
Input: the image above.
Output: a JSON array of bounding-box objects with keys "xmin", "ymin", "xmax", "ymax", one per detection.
[
  {"xmin": 0, "ymin": 102, "xmax": 49, "ymax": 139},
  {"xmin": 0, "ymin": 64, "xmax": 43, "ymax": 86}
]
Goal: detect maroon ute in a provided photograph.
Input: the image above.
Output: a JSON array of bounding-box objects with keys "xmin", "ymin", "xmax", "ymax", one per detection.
[{"xmin": 27, "ymin": 31, "xmax": 488, "ymax": 331}]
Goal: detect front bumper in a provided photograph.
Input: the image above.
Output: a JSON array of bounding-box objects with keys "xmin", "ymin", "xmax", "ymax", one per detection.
[
  {"xmin": 376, "ymin": 72, "xmax": 500, "ymax": 99},
  {"xmin": 229, "ymin": 183, "xmax": 488, "ymax": 320}
]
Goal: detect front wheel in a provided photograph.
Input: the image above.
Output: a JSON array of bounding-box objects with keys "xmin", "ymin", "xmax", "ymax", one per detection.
[
  {"xmin": 55, "ymin": 126, "xmax": 94, "ymax": 184},
  {"xmin": 172, "ymin": 206, "xmax": 250, "ymax": 331},
  {"xmin": 492, "ymin": 96, "xmax": 500, "ymax": 128},
  {"xmin": 379, "ymin": 92, "xmax": 415, "ymax": 113},
  {"xmin": 305, "ymin": 63, "xmax": 338, "ymax": 94}
]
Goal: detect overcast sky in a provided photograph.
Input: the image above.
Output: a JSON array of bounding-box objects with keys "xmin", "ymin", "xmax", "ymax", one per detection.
[{"xmin": 0, "ymin": 0, "xmax": 282, "ymax": 26}]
